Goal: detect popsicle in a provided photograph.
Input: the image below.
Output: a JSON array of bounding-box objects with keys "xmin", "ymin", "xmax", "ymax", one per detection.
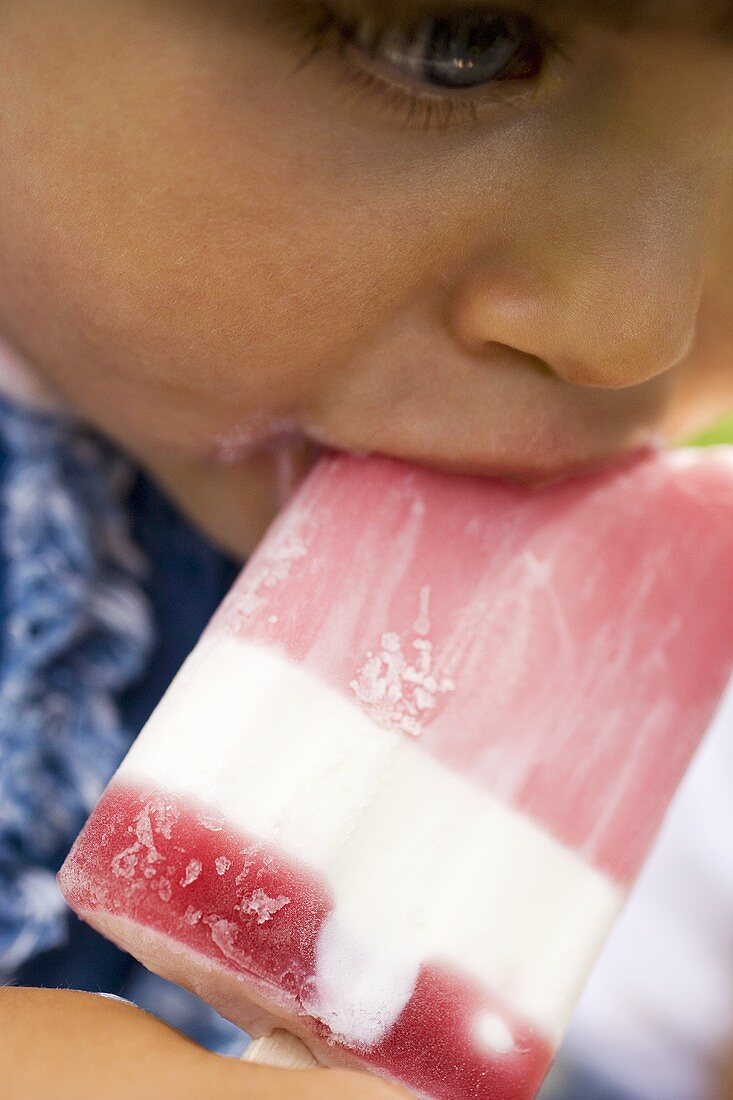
[{"xmin": 58, "ymin": 448, "xmax": 733, "ymax": 1100}]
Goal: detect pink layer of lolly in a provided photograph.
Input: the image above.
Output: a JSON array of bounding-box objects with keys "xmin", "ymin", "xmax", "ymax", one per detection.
[
  {"xmin": 207, "ymin": 450, "xmax": 733, "ymax": 884},
  {"xmin": 59, "ymin": 781, "xmax": 553, "ymax": 1100}
]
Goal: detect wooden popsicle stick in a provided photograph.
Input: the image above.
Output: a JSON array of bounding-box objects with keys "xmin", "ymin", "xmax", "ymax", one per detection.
[{"xmin": 243, "ymin": 1029, "xmax": 319, "ymax": 1069}]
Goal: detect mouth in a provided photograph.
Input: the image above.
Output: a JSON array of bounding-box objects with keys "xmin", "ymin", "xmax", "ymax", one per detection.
[{"xmin": 207, "ymin": 413, "xmax": 660, "ymax": 513}]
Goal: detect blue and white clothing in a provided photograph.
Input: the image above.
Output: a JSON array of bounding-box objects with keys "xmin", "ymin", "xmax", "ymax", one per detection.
[{"xmin": 0, "ymin": 382, "xmax": 244, "ymax": 1057}]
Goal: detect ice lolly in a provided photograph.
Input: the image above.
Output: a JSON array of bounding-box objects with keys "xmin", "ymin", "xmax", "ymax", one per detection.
[{"xmin": 58, "ymin": 448, "xmax": 733, "ymax": 1100}]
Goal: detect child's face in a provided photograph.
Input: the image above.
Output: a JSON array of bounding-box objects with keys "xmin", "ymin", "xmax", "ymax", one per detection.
[{"xmin": 0, "ymin": 1, "xmax": 732, "ymax": 554}]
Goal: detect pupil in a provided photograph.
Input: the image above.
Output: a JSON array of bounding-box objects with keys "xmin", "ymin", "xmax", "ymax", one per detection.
[{"xmin": 417, "ymin": 14, "xmax": 529, "ymax": 89}]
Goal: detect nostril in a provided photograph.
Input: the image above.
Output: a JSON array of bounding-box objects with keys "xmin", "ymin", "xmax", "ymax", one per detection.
[
  {"xmin": 519, "ymin": 351, "xmax": 556, "ymax": 380},
  {"xmin": 480, "ymin": 341, "xmax": 558, "ymax": 379}
]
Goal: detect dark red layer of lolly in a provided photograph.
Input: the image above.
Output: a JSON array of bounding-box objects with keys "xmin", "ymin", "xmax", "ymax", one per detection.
[{"xmin": 59, "ymin": 781, "xmax": 553, "ymax": 1100}]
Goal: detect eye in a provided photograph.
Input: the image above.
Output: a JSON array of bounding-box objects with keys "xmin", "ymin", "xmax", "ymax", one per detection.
[
  {"xmin": 276, "ymin": 2, "xmax": 556, "ymax": 129},
  {"xmin": 340, "ymin": 7, "xmax": 546, "ymax": 89}
]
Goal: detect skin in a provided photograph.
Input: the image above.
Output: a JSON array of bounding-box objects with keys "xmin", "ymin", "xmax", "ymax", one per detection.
[
  {"xmin": 0, "ymin": 0, "xmax": 731, "ymax": 1093},
  {"xmin": 0, "ymin": 0, "xmax": 731, "ymax": 556},
  {"xmin": 0, "ymin": 988, "xmax": 407, "ymax": 1099}
]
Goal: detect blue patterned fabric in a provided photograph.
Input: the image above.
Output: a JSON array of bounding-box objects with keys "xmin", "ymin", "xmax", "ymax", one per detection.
[
  {"xmin": 0, "ymin": 393, "xmax": 244, "ymax": 1054},
  {"xmin": 0, "ymin": 397, "xmax": 153, "ymax": 976}
]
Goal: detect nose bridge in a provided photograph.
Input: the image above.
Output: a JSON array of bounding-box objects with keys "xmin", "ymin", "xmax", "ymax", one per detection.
[{"xmin": 447, "ymin": 169, "xmax": 708, "ymax": 390}]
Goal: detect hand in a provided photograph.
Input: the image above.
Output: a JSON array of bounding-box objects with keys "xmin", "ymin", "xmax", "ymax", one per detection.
[{"xmin": 2, "ymin": 987, "xmax": 407, "ymax": 1100}]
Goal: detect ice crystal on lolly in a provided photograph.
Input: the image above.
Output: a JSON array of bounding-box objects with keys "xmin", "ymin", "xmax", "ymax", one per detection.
[
  {"xmin": 242, "ymin": 889, "xmax": 291, "ymax": 925},
  {"xmin": 225, "ymin": 531, "xmax": 308, "ymax": 624},
  {"xmin": 350, "ymin": 587, "xmax": 455, "ymax": 736},
  {"xmin": 180, "ymin": 859, "xmax": 202, "ymax": 887}
]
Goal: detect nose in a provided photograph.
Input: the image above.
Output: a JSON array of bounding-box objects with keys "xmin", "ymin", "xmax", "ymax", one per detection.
[{"xmin": 446, "ymin": 205, "xmax": 705, "ymax": 391}]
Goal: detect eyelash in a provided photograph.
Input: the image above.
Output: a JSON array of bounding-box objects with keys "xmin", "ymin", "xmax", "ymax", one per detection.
[{"xmin": 274, "ymin": 3, "xmax": 558, "ymax": 131}]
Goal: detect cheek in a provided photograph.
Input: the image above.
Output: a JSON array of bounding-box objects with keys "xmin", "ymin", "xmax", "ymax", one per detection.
[
  {"xmin": 0, "ymin": 85, "xmax": 392, "ymax": 439},
  {"xmin": 0, "ymin": 0, "xmax": 558, "ymax": 448},
  {"xmin": 0, "ymin": 0, "xmax": 726, "ymax": 470},
  {"xmin": 0, "ymin": 0, "xmax": 571, "ymax": 435},
  {"xmin": 0, "ymin": 2, "xmax": 370, "ymax": 438}
]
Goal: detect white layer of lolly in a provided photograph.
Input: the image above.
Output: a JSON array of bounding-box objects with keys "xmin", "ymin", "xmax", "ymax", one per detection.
[{"xmin": 120, "ymin": 634, "xmax": 622, "ymax": 1047}]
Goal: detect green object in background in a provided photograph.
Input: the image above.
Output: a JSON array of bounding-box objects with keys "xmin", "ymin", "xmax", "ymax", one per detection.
[{"xmin": 686, "ymin": 412, "xmax": 733, "ymax": 447}]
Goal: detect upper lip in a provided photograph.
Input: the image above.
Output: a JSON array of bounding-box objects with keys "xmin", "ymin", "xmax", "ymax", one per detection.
[
  {"xmin": 314, "ymin": 438, "xmax": 659, "ymax": 489},
  {"xmin": 207, "ymin": 417, "xmax": 658, "ymax": 489}
]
